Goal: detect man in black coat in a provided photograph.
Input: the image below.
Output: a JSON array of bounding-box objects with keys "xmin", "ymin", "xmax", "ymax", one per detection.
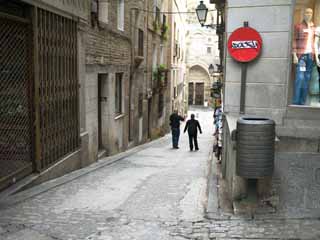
[
  {"xmin": 169, "ymin": 110, "xmax": 185, "ymax": 149},
  {"xmin": 184, "ymin": 114, "xmax": 202, "ymax": 151}
]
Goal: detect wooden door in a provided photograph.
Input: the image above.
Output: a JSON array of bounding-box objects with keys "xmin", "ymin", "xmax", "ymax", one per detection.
[
  {"xmin": 188, "ymin": 82, "xmax": 194, "ymax": 105},
  {"xmin": 195, "ymin": 83, "xmax": 204, "ymax": 105}
]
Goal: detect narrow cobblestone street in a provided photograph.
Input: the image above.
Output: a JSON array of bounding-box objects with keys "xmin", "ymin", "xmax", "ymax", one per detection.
[{"xmin": 0, "ymin": 109, "xmax": 320, "ymax": 240}]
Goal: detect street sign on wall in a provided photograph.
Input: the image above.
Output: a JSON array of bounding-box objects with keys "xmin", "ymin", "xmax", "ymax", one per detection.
[{"xmin": 227, "ymin": 27, "xmax": 263, "ymax": 62}]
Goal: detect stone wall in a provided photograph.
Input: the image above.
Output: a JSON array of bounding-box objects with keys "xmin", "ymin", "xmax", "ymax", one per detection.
[
  {"xmin": 84, "ymin": 0, "xmax": 136, "ymax": 161},
  {"xmin": 224, "ymin": 0, "xmax": 291, "ymax": 125},
  {"xmin": 23, "ymin": 0, "xmax": 89, "ymax": 19},
  {"xmin": 222, "ymin": 0, "xmax": 320, "ymax": 210}
]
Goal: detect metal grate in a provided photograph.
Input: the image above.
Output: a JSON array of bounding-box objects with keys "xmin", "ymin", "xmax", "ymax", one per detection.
[
  {"xmin": 37, "ymin": 9, "xmax": 79, "ymax": 169},
  {"xmin": 0, "ymin": 14, "xmax": 33, "ymax": 180}
]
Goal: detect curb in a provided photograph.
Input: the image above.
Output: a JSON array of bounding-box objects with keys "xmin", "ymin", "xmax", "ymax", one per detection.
[{"xmin": 0, "ymin": 135, "xmax": 170, "ymax": 209}]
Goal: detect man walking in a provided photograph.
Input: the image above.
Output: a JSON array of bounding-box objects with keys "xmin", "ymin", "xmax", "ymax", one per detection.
[
  {"xmin": 184, "ymin": 114, "xmax": 202, "ymax": 151},
  {"xmin": 169, "ymin": 110, "xmax": 185, "ymax": 149}
]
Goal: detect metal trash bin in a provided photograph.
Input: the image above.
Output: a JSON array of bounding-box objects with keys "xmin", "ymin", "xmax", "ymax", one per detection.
[{"xmin": 236, "ymin": 117, "xmax": 275, "ymax": 178}]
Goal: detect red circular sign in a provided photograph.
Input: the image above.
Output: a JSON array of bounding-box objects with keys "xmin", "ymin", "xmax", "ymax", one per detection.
[{"xmin": 227, "ymin": 27, "xmax": 263, "ymax": 62}]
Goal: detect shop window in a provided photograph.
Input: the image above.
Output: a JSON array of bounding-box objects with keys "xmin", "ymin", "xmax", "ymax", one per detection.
[
  {"xmin": 292, "ymin": 1, "xmax": 320, "ymax": 107},
  {"xmin": 115, "ymin": 73, "xmax": 123, "ymax": 114}
]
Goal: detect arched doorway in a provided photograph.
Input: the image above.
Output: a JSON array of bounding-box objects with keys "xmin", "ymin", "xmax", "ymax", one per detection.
[{"xmin": 188, "ymin": 65, "xmax": 211, "ymax": 106}]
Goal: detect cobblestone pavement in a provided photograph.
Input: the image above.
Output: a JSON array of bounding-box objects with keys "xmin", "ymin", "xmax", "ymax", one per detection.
[{"xmin": 0, "ymin": 109, "xmax": 319, "ymax": 240}]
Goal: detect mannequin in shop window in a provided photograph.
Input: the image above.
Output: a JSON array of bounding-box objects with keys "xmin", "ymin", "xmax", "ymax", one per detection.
[
  {"xmin": 309, "ymin": 24, "xmax": 320, "ymax": 106},
  {"xmin": 292, "ymin": 8, "xmax": 315, "ymax": 105}
]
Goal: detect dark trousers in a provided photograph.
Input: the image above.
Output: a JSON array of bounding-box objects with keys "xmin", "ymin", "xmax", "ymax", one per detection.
[
  {"xmin": 171, "ymin": 128, "xmax": 180, "ymax": 148},
  {"xmin": 318, "ymin": 65, "xmax": 320, "ymax": 102},
  {"xmin": 188, "ymin": 133, "xmax": 198, "ymax": 150}
]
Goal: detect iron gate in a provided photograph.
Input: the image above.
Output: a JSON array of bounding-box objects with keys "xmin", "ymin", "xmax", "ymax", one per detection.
[
  {"xmin": 0, "ymin": 13, "xmax": 33, "ymax": 186},
  {"xmin": 37, "ymin": 9, "xmax": 79, "ymax": 169}
]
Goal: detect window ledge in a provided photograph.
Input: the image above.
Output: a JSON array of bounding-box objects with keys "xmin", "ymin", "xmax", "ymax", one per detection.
[
  {"xmin": 288, "ymin": 104, "xmax": 320, "ymax": 109},
  {"xmin": 115, "ymin": 113, "xmax": 125, "ymax": 120}
]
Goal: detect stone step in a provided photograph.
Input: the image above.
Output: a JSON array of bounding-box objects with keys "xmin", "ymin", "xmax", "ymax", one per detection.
[
  {"xmin": 283, "ymin": 118, "xmax": 320, "ymax": 128},
  {"xmin": 277, "ymin": 125, "xmax": 320, "ymax": 139}
]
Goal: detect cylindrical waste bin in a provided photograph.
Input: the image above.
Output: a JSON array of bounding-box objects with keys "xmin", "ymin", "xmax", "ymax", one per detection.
[{"xmin": 236, "ymin": 117, "xmax": 275, "ymax": 178}]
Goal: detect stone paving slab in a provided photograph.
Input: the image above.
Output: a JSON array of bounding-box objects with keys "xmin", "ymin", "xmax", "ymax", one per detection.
[{"xmin": 2, "ymin": 229, "xmax": 55, "ymax": 240}]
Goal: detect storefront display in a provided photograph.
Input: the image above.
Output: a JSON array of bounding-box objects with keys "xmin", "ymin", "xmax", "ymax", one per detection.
[{"xmin": 293, "ymin": 1, "xmax": 320, "ymax": 106}]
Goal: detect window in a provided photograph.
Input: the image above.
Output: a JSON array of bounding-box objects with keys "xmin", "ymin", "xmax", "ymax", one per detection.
[
  {"xmin": 138, "ymin": 93, "xmax": 143, "ymax": 117},
  {"xmin": 138, "ymin": 29, "xmax": 144, "ymax": 57},
  {"xmin": 174, "ymin": 42, "xmax": 178, "ymax": 57},
  {"xmin": 207, "ymin": 47, "xmax": 212, "ymax": 54},
  {"xmin": 152, "ymin": 44, "xmax": 157, "ymax": 69},
  {"xmin": 91, "ymin": 0, "xmax": 98, "ymax": 27},
  {"xmin": 155, "ymin": 7, "xmax": 161, "ymax": 24},
  {"xmin": 154, "ymin": 0, "xmax": 160, "ymax": 22},
  {"xmin": 160, "ymin": 45, "xmax": 164, "ymax": 64},
  {"xmin": 162, "ymin": 14, "xmax": 167, "ymax": 28},
  {"xmin": 98, "ymin": 0, "xmax": 108, "ymax": 24},
  {"xmin": 115, "ymin": 73, "xmax": 123, "ymax": 114},
  {"xmin": 292, "ymin": 2, "xmax": 320, "ymax": 107},
  {"xmin": 117, "ymin": 0, "xmax": 124, "ymax": 31},
  {"xmin": 158, "ymin": 93, "xmax": 164, "ymax": 117}
]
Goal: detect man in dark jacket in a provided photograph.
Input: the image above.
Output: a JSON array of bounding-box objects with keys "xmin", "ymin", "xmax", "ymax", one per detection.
[
  {"xmin": 184, "ymin": 114, "xmax": 202, "ymax": 151},
  {"xmin": 169, "ymin": 110, "xmax": 185, "ymax": 149}
]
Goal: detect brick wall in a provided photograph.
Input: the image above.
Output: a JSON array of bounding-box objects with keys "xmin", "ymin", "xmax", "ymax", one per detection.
[{"xmin": 85, "ymin": 0, "xmax": 136, "ymax": 66}]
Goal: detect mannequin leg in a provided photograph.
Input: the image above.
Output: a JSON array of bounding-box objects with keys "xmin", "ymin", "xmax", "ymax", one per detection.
[
  {"xmin": 301, "ymin": 54, "xmax": 313, "ymax": 105},
  {"xmin": 293, "ymin": 57, "xmax": 305, "ymax": 105},
  {"xmin": 318, "ymin": 65, "xmax": 320, "ymax": 102}
]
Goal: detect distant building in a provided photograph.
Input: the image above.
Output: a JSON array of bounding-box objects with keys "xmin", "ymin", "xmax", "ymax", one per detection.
[
  {"xmin": 168, "ymin": 0, "xmax": 188, "ymax": 115},
  {"xmin": 185, "ymin": 0, "xmax": 220, "ymax": 107}
]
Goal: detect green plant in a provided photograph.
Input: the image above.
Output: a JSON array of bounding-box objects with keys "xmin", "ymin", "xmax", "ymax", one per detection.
[
  {"xmin": 161, "ymin": 24, "xmax": 169, "ymax": 41},
  {"xmin": 158, "ymin": 64, "xmax": 167, "ymax": 72},
  {"xmin": 153, "ymin": 68, "xmax": 159, "ymax": 80},
  {"xmin": 153, "ymin": 20, "xmax": 160, "ymax": 31}
]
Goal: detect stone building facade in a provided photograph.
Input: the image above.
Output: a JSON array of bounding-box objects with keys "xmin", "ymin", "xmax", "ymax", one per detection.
[
  {"xmin": 85, "ymin": 0, "xmax": 133, "ymax": 162},
  {"xmin": 0, "ymin": 0, "xmax": 90, "ymax": 191},
  {"xmin": 168, "ymin": 0, "xmax": 188, "ymax": 115},
  {"xmin": 85, "ymin": 0, "xmax": 172, "ymax": 160},
  {"xmin": 221, "ymin": 0, "xmax": 320, "ymax": 216},
  {"xmin": 186, "ymin": 0, "xmax": 219, "ymax": 107},
  {"xmin": 0, "ymin": 0, "xmax": 174, "ymax": 192}
]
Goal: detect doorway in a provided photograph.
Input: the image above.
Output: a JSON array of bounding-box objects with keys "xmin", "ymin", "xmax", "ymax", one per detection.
[
  {"xmin": 188, "ymin": 82, "xmax": 194, "ymax": 105},
  {"xmin": 148, "ymin": 98, "xmax": 152, "ymax": 139},
  {"xmin": 195, "ymin": 82, "xmax": 204, "ymax": 105},
  {"xmin": 98, "ymin": 74, "xmax": 107, "ymax": 150},
  {"xmin": 0, "ymin": 5, "xmax": 34, "ymax": 190}
]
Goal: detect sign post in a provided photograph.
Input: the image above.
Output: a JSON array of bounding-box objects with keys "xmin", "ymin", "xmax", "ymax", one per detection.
[{"xmin": 227, "ymin": 22, "xmax": 263, "ymax": 114}]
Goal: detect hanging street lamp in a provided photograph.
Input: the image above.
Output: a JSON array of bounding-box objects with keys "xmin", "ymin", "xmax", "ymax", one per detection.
[
  {"xmin": 196, "ymin": 1, "xmax": 217, "ymax": 29},
  {"xmin": 208, "ymin": 64, "xmax": 215, "ymax": 76},
  {"xmin": 196, "ymin": 1, "xmax": 208, "ymax": 27}
]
